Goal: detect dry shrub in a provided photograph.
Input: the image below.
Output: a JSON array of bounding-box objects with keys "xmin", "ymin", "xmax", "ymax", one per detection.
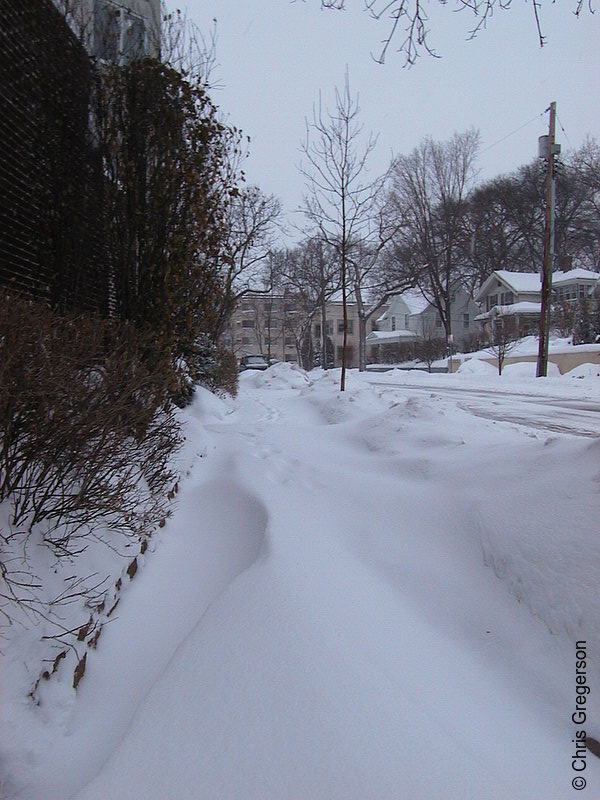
[
  {"xmin": 211, "ymin": 345, "xmax": 238, "ymax": 397},
  {"xmin": 0, "ymin": 295, "xmax": 181, "ymax": 624}
]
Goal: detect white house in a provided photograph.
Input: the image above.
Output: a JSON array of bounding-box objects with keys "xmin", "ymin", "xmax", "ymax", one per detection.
[
  {"xmin": 474, "ymin": 268, "xmax": 600, "ymax": 334},
  {"xmin": 366, "ymin": 286, "xmax": 480, "ymax": 359}
]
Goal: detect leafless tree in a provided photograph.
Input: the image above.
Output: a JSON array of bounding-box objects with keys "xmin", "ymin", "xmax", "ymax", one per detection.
[
  {"xmin": 319, "ymin": 1, "xmax": 594, "ymax": 65},
  {"xmin": 347, "ymin": 201, "xmax": 411, "ymax": 371},
  {"xmin": 388, "ymin": 129, "xmax": 480, "ymax": 347},
  {"xmin": 299, "ymin": 72, "xmax": 386, "ymax": 389},
  {"xmin": 462, "ymin": 139, "xmax": 600, "ymax": 289},
  {"xmin": 283, "ymin": 238, "xmax": 341, "ymax": 369},
  {"xmin": 486, "ymin": 313, "xmax": 520, "ymax": 374},
  {"xmin": 212, "ymin": 186, "xmax": 283, "ymax": 340},
  {"xmin": 414, "ymin": 314, "xmax": 447, "ymax": 372}
]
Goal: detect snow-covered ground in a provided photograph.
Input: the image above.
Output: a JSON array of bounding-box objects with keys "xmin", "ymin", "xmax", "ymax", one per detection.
[
  {"xmin": 373, "ymin": 333, "xmax": 600, "ymax": 375},
  {"xmin": 2, "ymin": 363, "xmax": 600, "ymax": 799}
]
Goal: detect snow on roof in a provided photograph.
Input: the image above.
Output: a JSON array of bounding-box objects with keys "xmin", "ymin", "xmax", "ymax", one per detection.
[
  {"xmin": 379, "ymin": 289, "xmax": 430, "ymax": 319},
  {"xmin": 366, "ymin": 330, "xmax": 419, "ymax": 343},
  {"xmin": 402, "ymin": 288, "xmax": 431, "ymax": 316},
  {"xmin": 492, "ymin": 270, "xmax": 541, "ymax": 294},
  {"xmin": 496, "ymin": 301, "xmax": 542, "ymax": 316},
  {"xmin": 475, "ymin": 302, "xmax": 542, "ymax": 322},
  {"xmin": 476, "ymin": 268, "xmax": 600, "ymax": 300},
  {"xmin": 552, "ymin": 268, "xmax": 600, "ymax": 286},
  {"xmin": 328, "ymin": 289, "xmax": 345, "ymax": 303}
]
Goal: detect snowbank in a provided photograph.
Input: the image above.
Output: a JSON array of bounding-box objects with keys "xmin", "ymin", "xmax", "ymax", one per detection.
[{"xmin": 2, "ymin": 364, "xmax": 599, "ymax": 800}]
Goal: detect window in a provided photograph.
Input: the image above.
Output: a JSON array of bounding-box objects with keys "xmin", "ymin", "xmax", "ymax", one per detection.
[
  {"xmin": 391, "ymin": 316, "xmax": 396, "ymax": 331},
  {"xmin": 579, "ymin": 285, "xmax": 586, "ymax": 299},
  {"xmin": 270, "ymin": 320, "xmax": 279, "ymax": 329},
  {"xmin": 337, "ymin": 319, "xmax": 344, "ymax": 334},
  {"xmin": 325, "ymin": 320, "xmax": 333, "ymax": 336},
  {"xmin": 405, "ymin": 314, "xmax": 410, "ymax": 328},
  {"xmin": 500, "ymin": 292, "xmax": 513, "ymax": 305},
  {"xmin": 94, "ymin": 1, "xmax": 146, "ymax": 63},
  {"xmin": 94, "ymin": 1, "xmax": 119, "ymax": 61},
  {"xmin": 435, "ymin": 315, "xmax": 442, "ymax": 328},
  {"xmin": 487, "ymin": 294, "xmax": 498, "ymax": 311},
  {"xmin": 463, "ymin": 313, "xmax": 470, "ymax": 329},
  {"xmin": 242, "ymin": 319, "xmax": 254, "ymax": 328},
  {"xmin": 314, "ymin": 323, "xmax": 321, "ymax": 339},
  {"xmin": 123, "ymin": 11, "xmax": 146, "ymax": 60},
  {"xmin": 285, "ymin": 337, "xmax": 294, "ymax": 346},
  {"xmin": 241, "ymin": 336, "xmax": 250, "ymax": 345}
]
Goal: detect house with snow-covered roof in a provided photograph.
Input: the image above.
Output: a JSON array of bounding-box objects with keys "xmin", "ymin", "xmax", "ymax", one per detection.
[
  {"xmin": 474, "ymin": 268, "xmax": 600, "ymax": 335},
  {"xmin": 366, "ymin": 286, "xmax": 480, "ymax": 360}
]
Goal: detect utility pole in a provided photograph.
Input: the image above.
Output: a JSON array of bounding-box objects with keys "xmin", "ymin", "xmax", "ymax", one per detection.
[{"xmin": 536, "ymin": 102, "xmax": 560, "ymax": 378}]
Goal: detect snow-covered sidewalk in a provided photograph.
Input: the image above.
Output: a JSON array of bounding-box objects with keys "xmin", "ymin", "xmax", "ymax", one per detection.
[{"xmin": 3, "ymin": 364, "xmax": 600, "ymax": 799}]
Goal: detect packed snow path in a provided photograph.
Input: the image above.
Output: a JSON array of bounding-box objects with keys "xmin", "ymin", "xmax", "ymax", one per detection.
[{"xmin": 5, "ymin": 365, "xmax": 600, "ymax": 800}]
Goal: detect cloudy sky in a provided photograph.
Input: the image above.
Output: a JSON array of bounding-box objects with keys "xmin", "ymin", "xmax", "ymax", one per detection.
[{"xmin": 169, "ymin": 1, "xmax": 599, "ymax": 233}]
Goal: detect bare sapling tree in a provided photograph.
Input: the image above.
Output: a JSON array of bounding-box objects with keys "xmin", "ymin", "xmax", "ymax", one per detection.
[
  {"xmin": 415, "ymin": 315, "xmax": 447, "ymax": 372},
  {"xmin": 299, "ymin": 72, "xmax": 386, "ymax": 390},
  {"xmin": 346, "ymin": 193, "xmax": 411, "ymax": 371},
  {"xmin": 389, "ymin": 129, "xmax": 480, "ymax": 353},
  {"xmin": 319, "ymin": 1, "xmax": 594, "ymax": 65},
  {"xmin": 486, "ymin": 313, "xmax": 520, "ymax": 374}
]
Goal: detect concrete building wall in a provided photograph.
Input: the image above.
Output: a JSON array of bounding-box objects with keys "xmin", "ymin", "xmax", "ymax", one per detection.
[{"xmin": 449, "ymin": 347, "xmax": 600, "ymax": 375}]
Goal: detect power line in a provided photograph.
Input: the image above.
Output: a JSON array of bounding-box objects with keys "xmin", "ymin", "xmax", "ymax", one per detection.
[
  {"xmin": 556, "ymin": 114, "xmax": 574, "ymax": 151},
  {"xmin": 480, "ymin": 110, "xmax": 546, "ymax": 156}
]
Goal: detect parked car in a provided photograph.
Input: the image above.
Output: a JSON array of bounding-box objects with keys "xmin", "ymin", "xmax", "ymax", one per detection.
[{"xmin": 239, "ymin": 354, "xmax": 269, "ymax": 371}]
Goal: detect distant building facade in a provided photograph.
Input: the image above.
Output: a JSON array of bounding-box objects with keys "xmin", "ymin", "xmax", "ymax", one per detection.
[
  {"xmin": 222, "ymin": 293, "xmax": 381, "ymax": 369},
  {"xmin": 58, "ymin": 0, "xmax": 160, "ymax": 63}
]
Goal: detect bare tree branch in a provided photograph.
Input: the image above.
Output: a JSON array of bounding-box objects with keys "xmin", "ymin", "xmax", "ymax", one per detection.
[{"xmin": 318, "ymin": 0, "xmax": 593, "ymax": 65}]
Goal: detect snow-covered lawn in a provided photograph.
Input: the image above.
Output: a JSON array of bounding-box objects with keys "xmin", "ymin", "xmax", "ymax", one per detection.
[{"xmin": 2, "ymin": 364, "xmax": 599, "ymax": 799}]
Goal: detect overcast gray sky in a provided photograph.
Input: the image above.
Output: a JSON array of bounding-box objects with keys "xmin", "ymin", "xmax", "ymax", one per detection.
[{"xmin": 171, "ymin": 1, "xmax": 599, "ymax": 234}]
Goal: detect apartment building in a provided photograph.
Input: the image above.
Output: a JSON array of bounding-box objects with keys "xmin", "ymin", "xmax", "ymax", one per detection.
[
  {"xmin": 222, "ymin": 293, "xmax": 382, "ymax": 369},
  {"xmin": 59, "ymin": 0, "xmax": 160, "ymax": 63}
]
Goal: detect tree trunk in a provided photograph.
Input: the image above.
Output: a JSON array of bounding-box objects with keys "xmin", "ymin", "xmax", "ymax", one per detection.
[
  {"xmin": 358, "ymin": 314, "xmax": 367, "ymax": 371},
  {"xmin": 341, "ymin": 253, "xmax": 347, "ymax": 391},
  {"xmin": 321, "ymin": 299, "xmax": 327, "ymax": 369}
]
